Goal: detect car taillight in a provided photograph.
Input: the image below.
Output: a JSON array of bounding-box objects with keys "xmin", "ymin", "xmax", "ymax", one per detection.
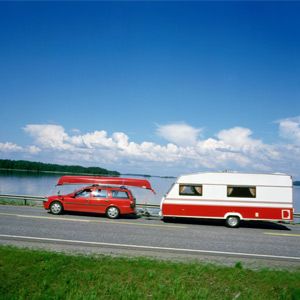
[{"xmin": 130, "ymin": 202, "xmax": 135, "ymax": 208}]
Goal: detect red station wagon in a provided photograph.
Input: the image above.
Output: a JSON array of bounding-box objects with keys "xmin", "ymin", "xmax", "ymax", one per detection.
[{"xmin": 43, "ymin": 176, "xmax": 155, "ymax": 219}]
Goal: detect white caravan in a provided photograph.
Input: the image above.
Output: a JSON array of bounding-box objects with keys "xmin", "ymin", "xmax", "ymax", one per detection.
[{"xmin": 160, "ymin": 172, "xmax": 293, "ymax": 227}]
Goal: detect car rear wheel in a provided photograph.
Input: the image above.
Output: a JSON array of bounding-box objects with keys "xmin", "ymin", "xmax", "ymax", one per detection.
[
  {"xmin": 226, "ymin": 216, "xmax": 240, "ymax": 228},
  {"xmin": 50, "ymin": 201, "xmax": 63, "ymax": 215},
  {"xmin": 106, "ymin": 206, "xmax": 120, "ymax": 219}
]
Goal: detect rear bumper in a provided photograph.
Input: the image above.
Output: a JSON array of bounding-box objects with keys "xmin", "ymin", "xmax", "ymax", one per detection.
[{"xmin": 120, "ymin": 206, "xmax": 136, "ymax": 215}]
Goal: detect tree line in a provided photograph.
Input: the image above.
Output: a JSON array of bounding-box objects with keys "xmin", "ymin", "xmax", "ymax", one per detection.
[{"xmin": 0, "ymin": 159, "xmax": 120, "ymax": 176}]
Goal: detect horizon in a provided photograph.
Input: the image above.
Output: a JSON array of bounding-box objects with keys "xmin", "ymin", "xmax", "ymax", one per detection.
[
  {"xmin": 1, "ymin": 2, "xmax": 300, "ymax": 178},
  {"xmin": 2, "ymin": 159, "xmax": 300, "ymax": 182}
]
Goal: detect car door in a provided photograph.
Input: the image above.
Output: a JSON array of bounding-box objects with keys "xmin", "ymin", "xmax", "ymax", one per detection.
[
  {"xmin": 89, "ymin": 188, "xmax": 109, "ymax": 213},
  {"xmin": 63, "ymin": 189, "xmax": 91, "ymax": 212},
  {"xmin": 110, "ymin": 189, "xmax": 130, "ymax": 212}
]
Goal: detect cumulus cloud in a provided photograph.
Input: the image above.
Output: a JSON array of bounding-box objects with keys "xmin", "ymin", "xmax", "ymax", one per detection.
[
  {"xmin": 26, "ymin": 145, "xmax": 41, "ymax": 154},
  {"xmin": 15, "ymin": 123, "xmax": 284, "ymax": 171},
  {"xmin": 188, "ymin": 126, "xmax": 279, "ymax": 170},
  {"xmin": 23, "ymin": 124, "xmax": 70, "ymax": 150},
  {"xmin": 278, "ymin": 116, "xmax": 300, "ymax": 145},
  {"xmin": 1, "ymin": 119, "xmax": 300, "ymax": 176},
  {"xmin": 156, "ymin": 123, "xmax": 202, "ymax": 146},
  {"xmin": 217, "ymin": 127, "xmax": 279, "ymax": 157},
  {"xmin": 0, "ymin": 142, "xmax": 23, "ymax": 152}
]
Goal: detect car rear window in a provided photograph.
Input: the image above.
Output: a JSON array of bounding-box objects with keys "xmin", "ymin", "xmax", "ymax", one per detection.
[{"xmin": 112, "ymin": 190, "xmax": 129, "ymax": 199}]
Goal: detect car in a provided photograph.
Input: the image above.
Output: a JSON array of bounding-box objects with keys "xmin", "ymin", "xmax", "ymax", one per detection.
[
  {"xmin": 44, "ymin": 185, "xmax": 136, "ymax": 219},
  {"xmin": 43, "ymin": 175, "xmax": 155, "ymax": 219}
]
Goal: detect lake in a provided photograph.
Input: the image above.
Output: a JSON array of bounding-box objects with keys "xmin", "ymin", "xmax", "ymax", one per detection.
[{"xmin": 0, "ymin": 170, "xmax": 299, "ymax": 212}]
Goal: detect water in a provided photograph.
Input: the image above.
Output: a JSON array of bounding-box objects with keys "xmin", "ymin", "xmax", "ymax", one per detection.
[
  {"xmin": 0, "ymin": 170, "xmax": 299, "ymax": 212},
  {"xmin": 0, "ymin": 171, "xmax": 173, "ymax": 205}
]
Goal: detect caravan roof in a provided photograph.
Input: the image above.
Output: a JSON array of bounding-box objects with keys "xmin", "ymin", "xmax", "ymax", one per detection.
[{"xmin": 177, "ymin": 172, "xmax": 292, "ymax": 187}]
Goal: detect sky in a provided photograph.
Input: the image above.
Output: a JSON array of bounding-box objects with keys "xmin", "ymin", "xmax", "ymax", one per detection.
[{"xmin": 0, "ymin": 1, "xmax": 300, "ymax": 177}]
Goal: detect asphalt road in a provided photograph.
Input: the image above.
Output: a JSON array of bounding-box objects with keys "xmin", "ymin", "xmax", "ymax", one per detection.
[{"xmin": 1, "ymin": 205, "xmax": 300, "ymax": 269}]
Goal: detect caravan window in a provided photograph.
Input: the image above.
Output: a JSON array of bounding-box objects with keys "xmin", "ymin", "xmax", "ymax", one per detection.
[
  {"xmin": 179, "ymin": 184, "xmax": 202, "ymax": 196},
  {"xmin": 227, "ymin": 186, "xmax": 256, "ymax": 198}
]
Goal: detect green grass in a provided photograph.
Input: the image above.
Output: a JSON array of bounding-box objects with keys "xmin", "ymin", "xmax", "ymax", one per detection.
[
  {"xmin": 0, "ymin": 199, "xmax": 38, "ymax": 206},
  {"xmin": 0, "ymin": 246, "xmax": 300, "ymax": 299}
]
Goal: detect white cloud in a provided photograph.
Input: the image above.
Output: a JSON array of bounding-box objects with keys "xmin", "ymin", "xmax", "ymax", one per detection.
[
  {"xmin": 72, "ymin": 130, "xmax": 115, "ymax": 149},
  {"xmin": 216, "ymin": 127, "xmax": 279, "ymax": 158},
  {"xmin": 112, "ymin": 132, "xmax": 129, "ymax": 149},
  {"xmin": 1, "ymin": 119, "xmax": 300, "ymax": 177},
  {"xmin": 17, "ymin": 123, "xmax": 283, "ymax": 172},
  {"xmin": 26, "ymin": 145, "xmax": 41, "ymax": 154},
  {"xmin": 217, "ymin": 127, "xmax": 256, "ymax": 149},
  {"xmin": 0, "ymin": 142, "xmax": 23, "ymax": 152},
  {"xmin": 156, "ymin": 123, "xmax": 202, "ymax": 146},
  {"xmin": 278, "ymin": 116, "xmax": 300, "ymax": 145},
  {"xmin": 23, "ymin": 124, "xmax": 71, "ymax": 150}
]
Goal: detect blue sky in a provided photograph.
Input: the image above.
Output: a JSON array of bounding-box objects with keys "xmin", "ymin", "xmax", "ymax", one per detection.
[{"xmin": 1, "ymin": 2, "xmax": 300, "ymax": 177}]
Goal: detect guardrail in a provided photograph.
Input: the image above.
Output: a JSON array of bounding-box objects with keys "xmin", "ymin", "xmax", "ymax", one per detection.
[
  {"xmin": 0, "ymin": 194, "xmax": 160, "ymax": 209},
  {"xmin": 0, "ymin": 194, "xmax": 45, "ymax": 205}
]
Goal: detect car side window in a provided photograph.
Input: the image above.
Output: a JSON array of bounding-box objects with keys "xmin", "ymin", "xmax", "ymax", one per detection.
[
  {"xmin": 92, "ymin": 189, "xmax": 108, "ymax": 198},
  {"xmin": 112, "ymin": 190, "xmax": 129, "ymax": 199},
  {"xmin": 75, "ymin": 189, "xmax": 91, "ymax": 198}
]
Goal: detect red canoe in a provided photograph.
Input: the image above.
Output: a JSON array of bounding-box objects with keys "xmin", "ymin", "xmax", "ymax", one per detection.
[{"xmin": 56, "ymin": 175, "xmax": 155, "ymax": 193}]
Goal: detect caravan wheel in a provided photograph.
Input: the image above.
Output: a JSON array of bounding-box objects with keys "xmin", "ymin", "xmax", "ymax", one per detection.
[{"xmin": 226, "ymin": 216, "xmax": 240, "ymax": 228}]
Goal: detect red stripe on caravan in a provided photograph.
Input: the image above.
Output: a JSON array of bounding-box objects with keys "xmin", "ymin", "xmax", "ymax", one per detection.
[{"xmin": 162, "ymin": 203, "xmax": 293, "ymax": 221}]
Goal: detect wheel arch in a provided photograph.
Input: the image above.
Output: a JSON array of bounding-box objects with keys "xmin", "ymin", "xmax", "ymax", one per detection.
[
  {"xmin": 50, "ymin": 199, "xmax": 63, "ymax": 206},
  {"xmin": 224, "ymin": 212, "xmax": 243, "ymax": 220}
]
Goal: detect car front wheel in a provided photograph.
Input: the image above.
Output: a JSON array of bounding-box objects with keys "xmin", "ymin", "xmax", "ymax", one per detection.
[
  {"xmin": 106, "ymin": 206, "xmax": 120, "ymax": 219},
  {"xmin": 50, "ymin": 201, "xmax": 63, "ymax": 215}
]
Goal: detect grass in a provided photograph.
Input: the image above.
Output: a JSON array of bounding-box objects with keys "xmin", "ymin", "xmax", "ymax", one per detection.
[
  {"xmin": 0, "ymin": 246, "xmax": 300, "ymax": 299},
  {"xmin": 0, "ymin": 199, "xmax": 38, "ymax": 206}
]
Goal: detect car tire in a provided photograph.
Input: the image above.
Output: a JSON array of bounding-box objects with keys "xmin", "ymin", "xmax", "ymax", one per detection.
[
  {"xmin": 225, "ymin": 216, "xmax": 240, "ymax": 228},
  {"xmin": 106, "ymin": 206, "xmax": 120, "ymax": 219},
  {"xmin": 50, "ymin": 201, "xmax": 63, "ymax": 215}
]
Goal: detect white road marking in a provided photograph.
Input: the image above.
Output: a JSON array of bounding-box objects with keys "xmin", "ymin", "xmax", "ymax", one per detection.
[
  {"xmin": 0, "ymin": 212, "xmax": 186, "ymax": 229},
  {"xmin": 264, "ymin": 232, "xmax": 300, "ymax": 237},
  {"xmin": 0, "ymin": 234, "xmax": 299, "ymax": 261}
]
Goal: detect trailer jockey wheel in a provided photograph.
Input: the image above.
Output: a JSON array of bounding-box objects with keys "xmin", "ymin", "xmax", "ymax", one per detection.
[{"xmin": 226, "ymin": 216, "xmax": 240, "ymax": 228}]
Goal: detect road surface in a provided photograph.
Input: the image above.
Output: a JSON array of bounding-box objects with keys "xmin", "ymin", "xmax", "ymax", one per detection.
[{"xmin": 1, "ymin": 205, "xmax": 299, "ymax": 269}]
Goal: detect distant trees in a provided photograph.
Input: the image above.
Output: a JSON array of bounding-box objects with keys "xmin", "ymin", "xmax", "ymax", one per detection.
[{"xmin": 0, "ymin": 159, "xmax": 120, "ymax": 176}]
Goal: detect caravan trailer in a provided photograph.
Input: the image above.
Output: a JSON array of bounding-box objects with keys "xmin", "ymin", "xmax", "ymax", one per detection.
[{"xmin": 160, "ymin": 172, "xmax": 293, "ymax": 227}]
